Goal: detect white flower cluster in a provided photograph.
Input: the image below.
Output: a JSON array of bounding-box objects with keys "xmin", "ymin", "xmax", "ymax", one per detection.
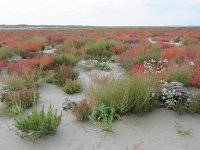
[
  {"xmin": 189, "ymin": 61, "xmax": 195, "ymax": 66},
  {"xmin": 160, "ymin": 81, "xmax": 190, "ymax": 110},
  {"xmin": 144, "ymin": 59, "xmax": 168, "ymax": 74}
]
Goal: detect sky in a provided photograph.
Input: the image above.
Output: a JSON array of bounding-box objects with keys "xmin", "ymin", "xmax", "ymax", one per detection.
[{"xmin": 0, "ymin": 0, "xmax": 200, "ymax": 26}]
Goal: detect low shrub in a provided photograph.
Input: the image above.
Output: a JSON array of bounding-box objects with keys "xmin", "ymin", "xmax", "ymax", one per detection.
[
  {"xmin": 134, "ymin": 46, "xmax": 160, "ymax": 64},
  {"xmin": 73, "ymin": 36, "xmax": 91, "ymax": 49},
  {"xmin": 165, "ymin": 67, "xmax": 191, "ymax": 85},
  {"xmin": 118, "ymin": 44, "xmax": 160, "ymax": 71},
  {"xmin": 87, "ymin": 76, "xmax": 159, "ymax": 114},
  {"xmin": 19, "ymin": 68, "xmax": 45, "ymax": 88},
  {"xmin": 90, "ymin": 104, "xmax": 121, "ymax": 131},
  {"xmin": 55, "ymin": 42, "xmax": 72, "ymax": 53},
  {"xmin": 53, "ymin": 53, "xmax": 79, "ymax": 66},
  {"xmin": 54, "ymin": 66, "xmax": 79, "ymax": 86},
  {"xmin": 15, "ymin": 106, "xmax": 62, "ymax": 141},
  {"xmin": 108, "ymin": 40, "xmax": 129, "ymax": 54},
  {"xmin": 160, "ymin": 47, "xmax": 186, "ymax": 63},
  {"xmin": 7, "ymin": 55, "xmax": 54, "ymax": 74},
  {"xmin": 0, "ymin": 46, "xmax": 24, "ymax": 60},
  {"xmin": 83, "ymin": 40, "xmax": 112, "ymax": 60},
  {"xmin": 63, "ymin": 79, "xmax": 82, "ymax": 94},
  {"xmin": 159, "ymin": 81, "xmax": 190, "ymax": 113},
  {"xmin": 0, "ymin": 88, "xmax": 39, "ymax": 116},
  {"xmin": 70, "ymin": 99, "xmax": 93, "ymax": 121},
  {"xmin": 4, "ymin": 76, "xmax": 26, "ymax": 91}
]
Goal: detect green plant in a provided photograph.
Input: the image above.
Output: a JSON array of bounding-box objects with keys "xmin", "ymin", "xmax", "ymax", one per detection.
[
  {"xmin": 15, "ymin": 106, "xmax": 62, "ymax": 141},
  {"xmin": 90, "ymin": 104, "xmax": 120, "ymax": 131},
  {"xmin": 63, "ymin": 79, "xmax": 82, "ymax": 94},
  {"xmin": 19, "ymin": 68, "xmax": 45, "ymax": 88},
  {"xmin": 166, "ymin": 67, "xmax": 191, "ymax": 85},
  {"xmin": 55, "ymin": 42, "xmax": 72, "ymax": 53},
  {"xmin": 4, "ymin": 76, "xmax": 26, "ymax": 91},
  {"xmin": 175, "ymin": 122, "xmax": 192, "ymax": 136},
  {"xmin": 134, "ymin": 47, "xmax": 160, "ymax": 64},
  {"xmin": 54, "ymin": 65, "xmax": 79, "ymax": 86},
  {"xmin": 70, "ymin": 99, "xmax": 93, "ymax": 121},
  {"xmin": 83, "ymin": 40, "xmax": 112, "ymax": 60},
  {"xmin": 0, "ymin": 88, "xmax": 39, "ymax": 116},
  {"xmin": 175, "ymin": 102, "xmax": 187, "ymax": 114},
  {"xmin": 0, "ymin": 46, "xmax": 24, "ymax": 60},
  {"xmin": 53, "ymin": 53, "xmax": 80, "ymax": 66},
  {"xmin": 87, "ymin": 76, "xmax": 159, "ymax": 114},
  {"xmin": 188, "ymin": 94, "xmax": 200, "ymax": 113}
]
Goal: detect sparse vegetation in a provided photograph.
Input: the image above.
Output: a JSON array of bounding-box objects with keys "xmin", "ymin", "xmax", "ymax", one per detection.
[{"xmin": 15, "ymin": 106, "xmax": 62, "ymax": 141}]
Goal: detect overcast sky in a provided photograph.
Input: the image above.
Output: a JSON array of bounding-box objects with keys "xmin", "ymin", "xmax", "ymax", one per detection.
[{"xmin": 0, "ymin": 0, "xmax": 200, "ymax": 26}]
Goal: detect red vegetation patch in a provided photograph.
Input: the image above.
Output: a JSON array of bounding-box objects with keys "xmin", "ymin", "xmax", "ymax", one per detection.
[
  {"xmin": 131, "ymin": 63, "xmax": 144, "ymax": 75},
  {"xmin": 190, "ymin": 67, "xmax": 200, "ymax": 87},
  {"xmin": 160, "ymin": 47, "xmax": 186, "ymax": 61},
  {"xmin": 7, "ymin": 55, "xmax": 54, "ymax": 74}
]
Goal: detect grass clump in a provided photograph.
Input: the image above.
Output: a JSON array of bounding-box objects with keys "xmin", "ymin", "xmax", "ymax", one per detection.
[
  {"xmin": 15, "ymin": 106, "xmax": 62, "ymax": 141},
  {"xmin": 87, "ymin": 75, "xmax": 159, "ymax": 114},
  {"xmin": 188, "ymin": 94, "xmax": 200, "ymax": 113},
  {"xmin": 90, "ymin": 104, "xmax": 120, "ymax": 132},
  {"xmin": 70, "ymin": 98, "xmax": 93, "ymax": 121},
  {"xmin": 0, "ymin": 88, "xmax": 39, "ymax": 116},
  {"xmin": 0, "ymin": 46, "xmax": 24, "ymax": 60},
  {"xmin": 83, "ymin": 40, "xmax": 112, "ymax": 60},
  {"xmin": 63, "ymin": 79, "xmax": 82, "ymax": 94},
  {"xmin": 4, "ymin": 76, "xmax": 26, "ymax": 91},
  {"xmin": 166, "ymin": 67, "xmax": 191, "ymax": 85},
  {"xmin": 53, "ymin": 53, "xmax": 80, "ymax": 66}
]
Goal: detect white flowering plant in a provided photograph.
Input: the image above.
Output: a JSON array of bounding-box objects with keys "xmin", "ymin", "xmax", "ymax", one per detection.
[
  {"xmin": 159, "ymin": 81, "xmax": 191, "ymax": 110},
  {"xmin": 144, "ymin": 59, "xmax": 168, "ymax": 74}
]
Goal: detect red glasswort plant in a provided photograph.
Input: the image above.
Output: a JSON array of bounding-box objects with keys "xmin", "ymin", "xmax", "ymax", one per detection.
[
  {"xmin": 190, "ymin": 67, "xmax": 200, "ymax": 87},
  {"xmin": 160, "ymin": 47, "xmax": 186, "ymax": 62},
  {"xmin": 70, "ymin": 98, "xmax": 93, "ymax": 121},
  {"xmin": 131, "ymin": 63, "xmax": 145, "ymax": 75},
  {"xmin": 7, "ymin": 55, "xmax": 54, "ymax": 74}
]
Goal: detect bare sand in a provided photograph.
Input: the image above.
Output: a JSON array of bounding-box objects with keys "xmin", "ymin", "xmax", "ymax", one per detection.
[{"xmin": 0, "ymin": 84, "xmax": 200, "ymax": 150}]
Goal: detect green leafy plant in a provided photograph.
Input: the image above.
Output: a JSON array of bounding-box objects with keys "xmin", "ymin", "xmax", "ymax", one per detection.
[
  {"xmin": 15, "ymin": 106, "xmax": 62, "ymax": 141},
  {"xmin": 70, "ymin": 98, "xmax": 93, "ymax": 121},
  {"xmin": 90, "ymin": 104, "xmax": 120, "ymax": 131},
  {"xmin": 63, "ymin": 79, "xmax": 82, "ymax": 94}
]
